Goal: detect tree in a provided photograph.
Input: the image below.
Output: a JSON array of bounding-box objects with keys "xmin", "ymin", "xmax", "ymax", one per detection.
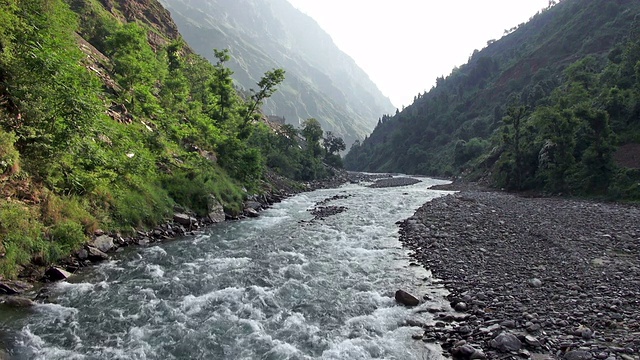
[
  {"xmin": 208, "ymin": 48, "xmax": 235, "ymax": 124},
  {"xmin": 243, "ymin": 68, "xmax": 285, "ymax": 126},
  {"xmin": 301, "ymin": 118, "xmax": 323, "ymax": 157}
]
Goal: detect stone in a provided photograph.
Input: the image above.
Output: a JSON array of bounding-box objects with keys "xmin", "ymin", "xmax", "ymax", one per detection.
[
  {"xmin": 564, "ymin": 350, "xmax": 593, "ymax": 360},
  {"xmin": 0, "ymin": 280, "xmax": 32, "ymax": 295},
  {"xmin": 45, "ymin": 267, "xmax": 72, "ymax": 281},
  {"xmin": 528, "ymin": 278, "xmax": 543, "ymax": 288},
  {"xmin": 91, "ymin": 235, "xmax": 114, "ymax": 253},
  {"xmin": 208, "ymin": 198, "xmax": 226, "ymax": 223},
  {"xmin": 244, "ymin": 201, "xmax": 262, "ymax": 211},
  {"xmin": 244, "ymin": 208, "xmax": 260, "ymax": 218},
  {"xmin": 76, "ymin": 248, "xmax": 89, "ymax": 260},
  {"xmin": 395, "ymin": 289, "xmax": 420, "ymax": 306},
  {"xmin": 86, "ymin": 246, "xmax": 109, "ymax": 261},
  {"xmin": 490, "ymin": 332, "xmax": 522, "ymax": 352},
  {"xmin": 173, "ymin": 213, "xmax": 195, "ymax": 226},
  {"xmin": 454, "ymin": 302, "xmax": 468, "ymax": 311},
  {"xmin": 525, "ymin": 335, "xmax": 542, "ymax": 347},
  {"xmin": 1, "ymin": 296, "xmax": 35, "ymax": 308}
]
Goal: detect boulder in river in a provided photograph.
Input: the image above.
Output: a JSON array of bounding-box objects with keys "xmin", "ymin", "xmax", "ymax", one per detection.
[
  {"xmin": 208, "ymin": 197, "xmax": 225, "ymax": 223},
  {"xmin": 86, "ymin": 246, "xmax": 109, "ymax": 261},
  {"xmin": 0, "ymin": 280, "xmax": 32, "ymax": 295},
  {"xmin": 395, "ymin": 289, "xmax": 420, "ymax": 306},
  {"xmin": 45, "ymin": 267, "xmax": 72, "ymax": 281},
  {"xmin": 1, "ymin": 296, "xmax": 35, "ymax": 308},
  {"xmin": 244, "ymin": 208, "xmax": 260, "ymax": 218}
]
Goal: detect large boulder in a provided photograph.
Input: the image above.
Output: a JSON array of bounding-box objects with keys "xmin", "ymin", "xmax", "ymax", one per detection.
[
  {"xmin": 0, "ymin": 280, "xmax": 32, "ymax": 295},
  {"xmin": 45, "ymin": 267, "xmax": 72, "ymax": 281},
  {"xmin": 208, "ymin": 197, "xmax": 225, "ymax": 223},
  {"xmin": 490, "ymin": 332, "xmax": 522, "ymax": 352},
  {"xmin": 86, "ymin": 246, "xmax": 109, "ymax": 262},
  {"xmin": 173, "ymin": 213, "xmax": 196, "ymax": 226},
  {"xmin": 244, "ymin": 208, "xmax": 260, "ymax": 218},
  {"xmin": 1, "ymin": 296, "xmax": 35, "ymax": 308},
  {"xmin": 395, "ymin": 289, "xmax": 420, "ymax": 306},
  {"xmin": 91, "ymin": 235, "xmax": 114, "ymax": 253}
]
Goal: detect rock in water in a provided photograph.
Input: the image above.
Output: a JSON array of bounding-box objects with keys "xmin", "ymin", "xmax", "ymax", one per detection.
[
  {"xmin": 45, "ymin": 267, "xmax": 72, "ymax": 281},
  {"xmin": 490, "ymin": 332, "xmax": 522, "ymax": 352},
  {"xmin": 0, "ymin": 280, "xmax": 32, "ymax": 295},
  {"xmin": 1, "ymin": 296, "xmax": 35, "ymax": 308},
  {"xmin": 244, "ymin": 208, "xmax": 259, "ymax": 218},
  {"xmin": 395, "ymin": 289, "xmax": 420, "ymax": 306},
  {"xmin": 86, "ymin": 246, "xmax": 109, "ymax": 261}
]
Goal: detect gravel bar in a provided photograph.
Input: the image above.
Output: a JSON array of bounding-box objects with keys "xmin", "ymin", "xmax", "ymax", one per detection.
[{"xmin": 399, "ymin": 190, "xmax": 640, "ymax": 360}]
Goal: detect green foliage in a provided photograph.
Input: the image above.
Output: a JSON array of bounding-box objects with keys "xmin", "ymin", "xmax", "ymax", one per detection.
[
  {"xmin": 0, "ymin": 201, "xmax": 44, "ymax": 277},
  {"xmin": 0, "ymin": 127, "xmax": 19, "ymax": 174}
]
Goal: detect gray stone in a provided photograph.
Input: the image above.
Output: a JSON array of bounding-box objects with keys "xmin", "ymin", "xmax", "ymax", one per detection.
[
  {"xmin": 208, "ymin": 198, "xmax": 226, "ymax": 223},
  {"xmin": 0, "ymin": 280, "xmax": 32, "ymax": 295},
  {"xmin": 91, "ymin": 235, "xmax": 114, "ymax": 253},
  {"xmin": 395, "ymin": 289, "xmax": 420, "ymax": 306},
  {"xmin": 76, "ymin": 248, "xmax": 89, "ymax": 260},
  {"xmin": 86, "ymin": 246, "xmax": 109, "ymax": 261},
  {"xmin": 528, "ymin": 278, "xmax": 543, "ymax": 288},
  {"xmin": 1, "ymin": 296, "xmax": 35, "ymax": 308},
  {"xmin": 564, "ymin": 350, "xmax": 593, "ymax": 360},
  {"xmin": 525, "ymin": 335, "xmax": 542, "ymax": 347},
  {"xmin": 173, "ymin": 213, "xmax": 196, "ymax": 226},
  {"xmin": 45, "ymin": 267, "xmax": 72, "ymax": 281},
  {"xmin": 490, "ymin": 332, "xmax": 522, "ymax": 352},
  {"xmin": 244, "ymin": 208, "xmax": 260, "ymax": 218},
  {"xmin": 244, "ymin": 201, "xmax": 262, "ymax": 211},
  {"xmin": 454, "ymin": 301, "xmax": 468, "ymax": 311}
]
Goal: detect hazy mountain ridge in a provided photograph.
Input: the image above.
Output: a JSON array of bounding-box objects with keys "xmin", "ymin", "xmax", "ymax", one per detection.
[
  {"xmin": 345, "ymin": 0, "xmax": 640, "ymax": 198},
  {"xmin": 160, "ymin": 0, "xmax": 395, "ymax": 145}
]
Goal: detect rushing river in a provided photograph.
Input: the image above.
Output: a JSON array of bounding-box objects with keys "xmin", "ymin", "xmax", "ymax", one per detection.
[{"xmin": 1, "ymin": 178, "xmax": 453, "ymax": 360}]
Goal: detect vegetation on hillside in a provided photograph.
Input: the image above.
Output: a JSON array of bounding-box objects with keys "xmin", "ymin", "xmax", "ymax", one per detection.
[
  {"xmin": 0, "ymin": 0, "xmax": 344, "ymax": 277},
  {"xmin": 345, "ymin": 0, "xmax": 640, "ymax": 200}
]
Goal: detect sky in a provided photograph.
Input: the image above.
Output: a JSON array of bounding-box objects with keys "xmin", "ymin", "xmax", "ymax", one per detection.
[{"xmin": 286, "ymin": 0, "xmax": 550, "ymax": 108}]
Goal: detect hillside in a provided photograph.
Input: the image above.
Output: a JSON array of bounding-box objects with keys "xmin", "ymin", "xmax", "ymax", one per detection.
[
  {"xmin": 0, "ymin": 0, "xmax": 345, "ymax": 278},
  {"xmin": 159, "ymin": 0, "xmax": 395, "ymax": 146},
  {"xmin": 345, "ymin": 0, "xmax": 640, "ymax": 199}
]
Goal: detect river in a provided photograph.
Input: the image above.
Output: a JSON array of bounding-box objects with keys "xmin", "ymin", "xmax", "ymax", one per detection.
[{"xmin": 1, "ymin": 177, "xmax": 453, "ymax": 359}]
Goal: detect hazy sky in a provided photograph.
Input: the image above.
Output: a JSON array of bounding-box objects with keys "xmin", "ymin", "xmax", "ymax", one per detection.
[{"xmin": 286, "ymin": 0, "xmax": 550, "ymax": 108}]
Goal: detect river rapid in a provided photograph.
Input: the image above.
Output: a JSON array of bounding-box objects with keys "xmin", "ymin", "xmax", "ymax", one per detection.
[{"xmin": 1, "ymin": 178, "xmax": 453, "ymax": 360}]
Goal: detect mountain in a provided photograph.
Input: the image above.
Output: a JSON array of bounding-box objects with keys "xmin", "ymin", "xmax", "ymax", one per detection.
[
  {"xmin": 159, "ymin": 0, "xmax": 395, "ymax": 146},
  {"xmin": 345, "ymin": 0, "xmax": 640, "ymax": 199}
]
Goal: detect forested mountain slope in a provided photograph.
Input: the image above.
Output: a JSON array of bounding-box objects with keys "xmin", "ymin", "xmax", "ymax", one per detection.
[
  {"xmin": 160, "ymin": 0, "xmax": 395, "ymax": 146},
  {"xmin": 0, "ymin": 0, "xmax": 345, "ymax": 278},
  {"xmin": 345, "ymin": 0, "xmax": 640, "ymax": 199}
]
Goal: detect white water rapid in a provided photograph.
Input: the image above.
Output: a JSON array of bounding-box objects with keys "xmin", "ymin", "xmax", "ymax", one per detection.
[{"xmin": 1, "ymin": 178, "xmax": 453, "ymax": 360}]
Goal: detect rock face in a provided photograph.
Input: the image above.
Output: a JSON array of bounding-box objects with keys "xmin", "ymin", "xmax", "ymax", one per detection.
[
  {"xmin": 400, "ymin": 189, "xmax": 640, "ymax": 359},
  {"xmin": 208, "ymin": 198, "xmax": 225, "ymax": 223},
  {"xmin": 395, "ymin": 289, "xmax": 420, "ymax": 307}
]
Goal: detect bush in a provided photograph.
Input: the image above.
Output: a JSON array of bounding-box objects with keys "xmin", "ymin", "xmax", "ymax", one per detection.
[{"xmin": 0, "ymin": 129, "xmax": 20, "ymax": 175}]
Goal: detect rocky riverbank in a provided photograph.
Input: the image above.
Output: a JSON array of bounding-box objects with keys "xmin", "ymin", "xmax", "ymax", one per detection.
[
  {"xmin": 400, "ymin": 189, "xmax": 640, "ymax": 359},
  {"xmin": 0, "ymin": 170, "xmax": 356, "ymax": 301}
]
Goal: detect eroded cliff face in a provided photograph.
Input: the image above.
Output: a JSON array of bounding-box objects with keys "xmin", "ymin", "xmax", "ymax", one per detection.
[{"xmin": 99, "ymin": 0, "xmax": 180, "ymax": 46}]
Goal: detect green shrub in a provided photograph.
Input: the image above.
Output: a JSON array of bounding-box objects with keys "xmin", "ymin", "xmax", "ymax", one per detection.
[
  {"xmin": 0, "ymin": 201, "xmax": 44, "ymax": 278},
  {"xmin": 0, "ymin": 129, "xmax": 20, "ymax": 175}
]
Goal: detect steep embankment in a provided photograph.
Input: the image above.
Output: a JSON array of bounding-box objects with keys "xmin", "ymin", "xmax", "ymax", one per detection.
[
  {"xmin": 400, "ymin": 188, "xmax": 640, "ymax": 359},
  {"xmin": 346, "ymin": 0, "xmax": 640, "ymax": 199},
  {"xmin": 160, "ymin": 0, "xmax": 395, "ymax": 146},
  {"xmin": 0, "ymin": 0, "xmax": 343, "ymax": 280}
]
